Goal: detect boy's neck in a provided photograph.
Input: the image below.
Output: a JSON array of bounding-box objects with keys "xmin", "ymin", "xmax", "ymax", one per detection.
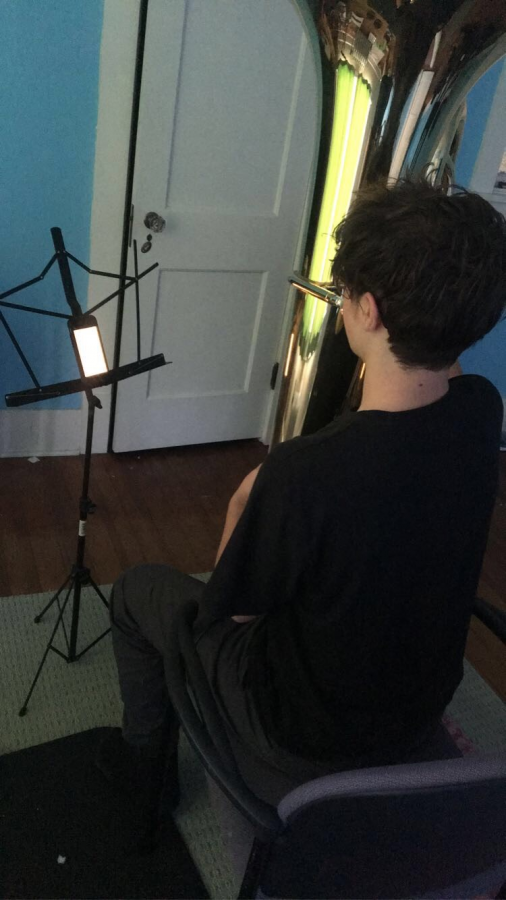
[{"xmin": 358, "ymin": 353, "xmax": 450, "ymax": 413}]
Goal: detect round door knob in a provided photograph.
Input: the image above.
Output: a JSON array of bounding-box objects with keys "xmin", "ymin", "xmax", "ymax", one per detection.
[{"xmin": 143, "ymin": 211, "xmax": 166, "ymax": 233}]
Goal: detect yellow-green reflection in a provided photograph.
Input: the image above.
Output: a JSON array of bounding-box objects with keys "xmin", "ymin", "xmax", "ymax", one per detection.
[{"xmin": 300, "ymin": 63, "xmax": 371, "ymax": 359}]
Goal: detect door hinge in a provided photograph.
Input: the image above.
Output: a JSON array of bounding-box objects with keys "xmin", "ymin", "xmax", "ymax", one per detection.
[
  {"xmin": 270, "ymin": 361, "xmax": 279, "ymax": 390},
  {"xmin": 128, "ymin": 204, "xmax": 134, "ymax": 247}
]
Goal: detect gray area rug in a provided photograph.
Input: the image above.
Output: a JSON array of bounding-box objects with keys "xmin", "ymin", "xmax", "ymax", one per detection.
[{"xmin": 2, "ymin": 584, "xmax": 506, "ymax": 897}]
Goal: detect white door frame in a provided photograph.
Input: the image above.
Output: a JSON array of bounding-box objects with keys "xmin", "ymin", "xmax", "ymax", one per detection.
[{"xmin": 86, "ymin": 0, "xmax": 321, "ymax": 453}]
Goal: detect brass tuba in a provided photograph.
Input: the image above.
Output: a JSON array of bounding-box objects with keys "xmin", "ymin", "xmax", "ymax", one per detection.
[{"xmin": 273, "ymin": 0, "xmax": 506, "ymax": 444}]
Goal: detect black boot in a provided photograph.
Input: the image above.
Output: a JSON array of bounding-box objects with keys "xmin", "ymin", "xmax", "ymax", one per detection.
[{"xmin": 95, "ymin": 727, "xmax": 179, "ymax": 854}]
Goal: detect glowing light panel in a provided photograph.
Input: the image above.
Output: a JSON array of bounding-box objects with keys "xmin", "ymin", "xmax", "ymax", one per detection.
[
  {"xmin": 300, "ymin": 63, "xmax": 371, "ymax": 358},
  {"xmin": 73, "ymin": 324, "xmax": 108, "ymax": 377}
]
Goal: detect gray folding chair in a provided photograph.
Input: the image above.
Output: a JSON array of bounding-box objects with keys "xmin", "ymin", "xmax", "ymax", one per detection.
[{"xmin": 165, "ymin": 600, "xmax": 506, "ymax": 899}]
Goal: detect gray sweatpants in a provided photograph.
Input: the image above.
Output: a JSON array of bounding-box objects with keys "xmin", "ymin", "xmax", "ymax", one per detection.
[{"xmin": 109, "ymin": 564, "xmax": 335, "ymax": 804}]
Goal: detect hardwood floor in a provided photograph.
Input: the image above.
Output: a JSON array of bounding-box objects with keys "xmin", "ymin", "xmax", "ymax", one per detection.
[
  {"xmin": 1, "ymin": 442, "xmax": 504, "ymax": 700},
  {"xmin": 0, "ymin": 440, "xmax": 267, "ymax": 595}
]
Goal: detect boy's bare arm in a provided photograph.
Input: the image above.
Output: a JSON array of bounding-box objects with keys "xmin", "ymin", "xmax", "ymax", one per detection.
[
  {"xmin": 214, "ymin": 465, "xmax": 262, "ymax": 623},
  {"xmin": 215, "ymin": 465, "xmax": 262, "ymax": 565}
]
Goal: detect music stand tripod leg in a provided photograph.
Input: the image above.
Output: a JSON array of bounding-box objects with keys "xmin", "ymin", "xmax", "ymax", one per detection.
[
  {"xmin": 18, "ymin": 395, "xmax": 109, "ymax": 704},
  {"xmin": 64, "ymin": 567, "xmax": 110, "ymax": 661},
  {"xmin": 88, "ymin": 576, "xmax": 110, "ymax": 609},
  {"xmin": 19, "ymin": 578, "xmax": 75, "ymax": 716},
  {"xmin": 34, "ymin": 573, "xmax": 73, "ymax": 624},
  {"xmin": 66, "ymin": 575, "xmax": 111, "ymax": 662}
]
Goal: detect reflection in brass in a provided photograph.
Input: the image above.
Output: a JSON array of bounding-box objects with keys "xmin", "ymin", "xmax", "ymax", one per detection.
[{"xmin": 273, "ymin": 0, "xmax": 506, "ymax": 445}]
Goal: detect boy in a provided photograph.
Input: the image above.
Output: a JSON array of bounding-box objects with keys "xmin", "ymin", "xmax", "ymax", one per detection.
[{"xmin": 98, "ymin": 180, "xmax": 505, "ymax": 845}]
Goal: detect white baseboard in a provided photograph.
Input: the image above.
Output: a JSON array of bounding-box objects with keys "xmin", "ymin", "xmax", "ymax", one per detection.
[
  {"xmin": 0, "ymin": 385, "xmax": 115, "ymax": 458},
  {"xmin": 1, "ymin": 392, "xmax": 504, "ymax": 460},
  {"xmin": 0, "ymin": 410, "xmax": 83, "ymax": 458}
]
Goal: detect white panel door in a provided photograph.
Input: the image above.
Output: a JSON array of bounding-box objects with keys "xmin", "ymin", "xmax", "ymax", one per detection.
[{"xmin": 113, "ymin": 0, "xmax": 318, "ymax": 451}]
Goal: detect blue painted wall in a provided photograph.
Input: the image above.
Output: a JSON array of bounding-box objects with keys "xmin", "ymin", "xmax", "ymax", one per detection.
[
  {"xmin": 455, "ymin": 59, "xmax": 506, "ymax": 400},
  {"xmin": 454, "ymin": 63, "xmax": 502, "ymax": 187},
  {"xmin": 0, "ymin": 0, "xmax": 104, "ymax": 409}
]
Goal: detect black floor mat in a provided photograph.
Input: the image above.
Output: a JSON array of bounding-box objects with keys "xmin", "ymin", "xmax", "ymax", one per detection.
[{"xmin": 0, "ymin": 728, "xmax": 209, "ymax": 899}]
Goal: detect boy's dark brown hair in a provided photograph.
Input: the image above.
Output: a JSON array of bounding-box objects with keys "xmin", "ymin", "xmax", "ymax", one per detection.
[{"xmin": 332, "ymin": 179, "xmax": 506, "ymax": 369}]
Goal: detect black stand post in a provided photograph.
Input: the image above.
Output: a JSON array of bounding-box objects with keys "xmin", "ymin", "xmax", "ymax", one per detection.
[{"xmin": 19, "ymin": 393, "xmax": 110, "ymax": 715}]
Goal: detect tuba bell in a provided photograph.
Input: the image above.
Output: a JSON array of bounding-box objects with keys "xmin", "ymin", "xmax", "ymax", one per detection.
[{"xmin": 273, "ymin": 0, "xmax": 506, "ymax": 444}]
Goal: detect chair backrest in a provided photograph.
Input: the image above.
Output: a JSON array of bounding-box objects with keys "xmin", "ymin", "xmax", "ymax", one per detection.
[{"xmin": 258, "ymin": 753, "xmax": 506, "ymax": 899}]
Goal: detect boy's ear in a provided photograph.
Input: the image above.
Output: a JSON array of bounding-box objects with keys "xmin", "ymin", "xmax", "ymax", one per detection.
[{"xmin": 360, "ymin": 291, "xmax": 382, "ymax": 331}]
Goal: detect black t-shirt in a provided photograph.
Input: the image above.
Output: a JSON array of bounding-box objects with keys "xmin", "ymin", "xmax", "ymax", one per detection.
[{"xmin": 201, "ymin": 376, "xmax": 503, "ymax": 765}]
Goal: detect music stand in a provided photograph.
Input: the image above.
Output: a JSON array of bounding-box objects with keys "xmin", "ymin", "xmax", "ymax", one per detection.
[{"xmin": 0, "ymin": 226, "xmax": 168, "ymax": 714}]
